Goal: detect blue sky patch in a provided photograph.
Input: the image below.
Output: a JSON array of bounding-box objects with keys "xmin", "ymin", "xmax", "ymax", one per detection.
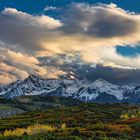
[
  {"xmin": 0, "ymin": 0, "xmax": 140, "ymax": 14},
  {"xmin": 116, "ymin": 46, "xmax": 140, "ymax": 57}
]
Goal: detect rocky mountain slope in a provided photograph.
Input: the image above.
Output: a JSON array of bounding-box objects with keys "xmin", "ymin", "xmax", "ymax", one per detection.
[{"xmin": 0, "ymin": 75, "xmax": 139, "ymax": 104}]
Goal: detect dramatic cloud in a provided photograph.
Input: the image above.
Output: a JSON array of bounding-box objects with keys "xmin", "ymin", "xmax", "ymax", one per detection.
[
  {"xmin": 0, "ymin": 72, "xmax": 17, "ymax": 85},
  {"xmin": 72, "ymin": 64, "xmax": 140, "ymax": 85},
  {"xmin": 0, "ymin": 48, "xmax": 66, "ymax": 84},
  {"xmin": 61, "ymin": 3, "xmax": 139, "ymax": 37},
  {"xmin": 0, "ymin": 63, "xmax": 28, "ymax": 84},
  {"xmin": 1, "ymin": 3, "xmax": 140, "ymax": 84},
  {"xmin": 0, "ymin": 8, "xmax": 62, "ymax": 54}
]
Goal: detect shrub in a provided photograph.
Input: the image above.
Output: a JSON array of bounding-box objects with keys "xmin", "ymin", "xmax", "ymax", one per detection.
[{"xmin": 71, "ymin": 128, "xmax": 80, "ymax": 136}]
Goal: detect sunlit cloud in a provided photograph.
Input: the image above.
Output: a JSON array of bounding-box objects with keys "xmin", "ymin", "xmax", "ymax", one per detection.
[
  {"xmin": 1, "ymin": 3, "xmax": 140, "ymax": 84},
  {"xmin": 0, "ymin": 48, "xmax": 66, "ymax": 84}
]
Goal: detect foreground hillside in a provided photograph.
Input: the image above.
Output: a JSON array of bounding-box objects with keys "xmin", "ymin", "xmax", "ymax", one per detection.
[
  {"xmin": 0, "ymin": 96, "xmax": 82, "ymax": 118},
  {"xmin": 0, "ymin": 98, "xmax": 140, "ymax": 140}
]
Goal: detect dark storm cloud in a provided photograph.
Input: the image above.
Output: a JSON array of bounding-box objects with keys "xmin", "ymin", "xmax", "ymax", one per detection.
[
  {"xmin": 38, "ymin": 55, "xmax": 140, "ymax": 85},
  {"xmin": 88, "ymin": 16, "xmax": 136, "ymax": 37},
  {"xmin": 63, "ymin": 64, "xmax": 140, "ymax": 85},
  {"xmin": 81, "ymin": 65, "xmax": 140, "ymax": 85},
  {"xmin": 61, "ymin": 3, "xmax": 138, "ymax": 38}
]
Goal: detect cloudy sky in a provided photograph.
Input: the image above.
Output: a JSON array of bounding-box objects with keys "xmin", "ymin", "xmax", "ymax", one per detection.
[{"xmin": 0, "ymin": 0, "xmax": 140, "ymax": 85}]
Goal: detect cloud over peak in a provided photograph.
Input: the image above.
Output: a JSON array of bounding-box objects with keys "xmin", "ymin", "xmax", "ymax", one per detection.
[{"xmin": 1, "ymin": 3, "xmax": 140, "ymax": 84}]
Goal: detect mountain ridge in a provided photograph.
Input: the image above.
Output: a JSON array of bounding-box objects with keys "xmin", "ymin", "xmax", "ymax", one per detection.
[{"xmin": 0, "ymin": 75, "xmax": 140, "ymax": 104}]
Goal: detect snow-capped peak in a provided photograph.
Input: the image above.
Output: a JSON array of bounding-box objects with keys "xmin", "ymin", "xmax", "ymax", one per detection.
[
  {"xmin": 1, "ymin": 75, "xmax": 139, "ymax": 104},
  {"xmin": 76, "ymin": 78, "xmax": 125, "ymax": 101},
  {"xmin": 92, "ymin": 78, "xmax": 114, "ymax": 88}
]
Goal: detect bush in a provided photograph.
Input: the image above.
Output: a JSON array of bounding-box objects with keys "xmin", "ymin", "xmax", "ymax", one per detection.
[{"xmin": 71, "ymin": 128, "xmax": 80, "ymax": 136}]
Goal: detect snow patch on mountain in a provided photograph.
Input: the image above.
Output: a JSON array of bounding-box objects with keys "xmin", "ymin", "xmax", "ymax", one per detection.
[{"xmin": 1, "ymin": 75, "xmax": 140, "ymax": 104}]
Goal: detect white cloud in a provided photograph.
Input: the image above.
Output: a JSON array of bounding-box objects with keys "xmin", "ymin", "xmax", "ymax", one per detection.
[
  {"xmin": 2, "ymin": 8, "xmax": 62, "ymax": 29},
  {"xmin": 44, "ymin": 6, "xmax": 58, "ymax": 11}
]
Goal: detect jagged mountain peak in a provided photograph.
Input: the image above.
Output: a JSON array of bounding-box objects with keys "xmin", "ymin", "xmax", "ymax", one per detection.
[
  {"xmin": 1, "ymin": 75, "xmax": 140, "ymax": 104},
  {"xmin": 95, "ymin": 78, "xmax": 107, "ymax": 82},
  {"xmin": 93, "ymin": 78, "xmax": 113, "ymax": 86},
  {"xmin": 26, "ymin": 74, "xmax": 46, "ymax": 81},
  {"xmin": 27, "ymin": 74, "xmax": 39, "ymax": 80},
  {"xmin": 76, "ymin": 78, "xmax": 125, "ymax": 101},
  {"xmin": 2, "ymin": 75, "xmax": 89, "ymax": 99},
  {"xmin": 89, "ymin": 78, "xmax": 118, "ymax": 92}
]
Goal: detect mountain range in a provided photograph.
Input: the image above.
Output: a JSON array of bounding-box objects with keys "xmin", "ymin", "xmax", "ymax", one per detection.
[{"xmin": 0, "ymin": 75, "xmax": 140, "ymax": 104}]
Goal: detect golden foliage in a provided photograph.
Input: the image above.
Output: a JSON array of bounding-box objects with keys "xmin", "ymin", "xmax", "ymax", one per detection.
[
  {"xmin": 108, "ymin": 124, "xmax": 132, "ymax": 132},
  {"xmin": 3, "ymin": 124, "xmax": 56, "ymax": 137},
  {"xmin": 61, "ymin": 123, "xmax": 67, "ymax": 131}
]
